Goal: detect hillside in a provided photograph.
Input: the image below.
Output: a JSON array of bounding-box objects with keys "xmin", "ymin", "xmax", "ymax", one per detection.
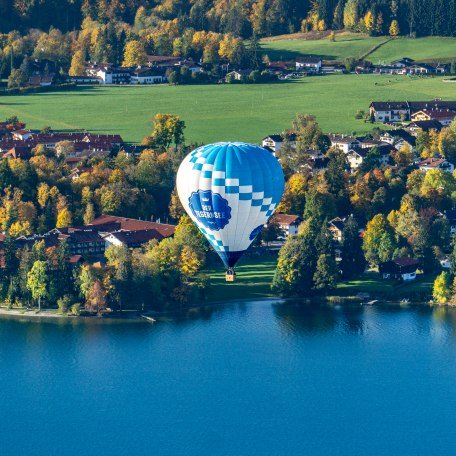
[
  {"xmin": 261, "ymin": 33, "xmax": 456, "ymax": 63},
  {"xmin": 2, "ymin": 75, "xmax": 454, "ymax": 143}
]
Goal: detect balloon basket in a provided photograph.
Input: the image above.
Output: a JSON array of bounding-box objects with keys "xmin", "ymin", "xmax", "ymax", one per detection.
[{"xmin": 226, "ymin": 269, "xmax": 236, "ymax": 282}]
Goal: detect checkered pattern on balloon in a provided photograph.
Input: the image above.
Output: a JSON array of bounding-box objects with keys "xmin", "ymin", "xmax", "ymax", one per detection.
[{"xmin": 176, "ymin": 142, "xmax": 284, "ymax": 268}]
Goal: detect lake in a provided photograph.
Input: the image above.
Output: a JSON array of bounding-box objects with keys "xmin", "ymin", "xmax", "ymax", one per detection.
[{"xmin": 2, "ymin": 300, "xmax": 456, "ymax": 455}]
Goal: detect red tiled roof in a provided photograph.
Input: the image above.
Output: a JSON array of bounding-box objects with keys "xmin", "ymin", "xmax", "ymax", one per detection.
[
  {"xmin": 271, "ymin": 214, "xmax": 301, "ymax": 225},
  {"xmin": 90, "ymin": 215, "xmax": 176, "ymax": 237},
  {"xmin": 418, "ymin": 157, "xmax": 447, "ymax": 167}
]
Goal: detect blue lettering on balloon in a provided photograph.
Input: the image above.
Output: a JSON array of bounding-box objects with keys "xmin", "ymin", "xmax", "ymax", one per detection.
[
  {"xmin": 249, "ymin": 224, "xmax": 264, "ymax": 241},
  {"xmin": 189, "ymin": 190, "xmax": 231, "ymax": 231}
]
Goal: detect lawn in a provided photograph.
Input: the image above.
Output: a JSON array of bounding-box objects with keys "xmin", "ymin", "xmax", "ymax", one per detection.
[
  {"xmin": 261, "ymin": 33, "xmax": 386, "ymax": 61},
  {"xmin": 1, "ymin": 74, "xmax": 454, "ymax": 143},
  {"xmin": 261, "ymin": 33, "xmax": 456, "ymax": 63},
  {"xmin": 369, "ymin": 37, "xmax": 456, "ymax": 64},
  {"xmin": 204, "ymin": 253, "xmax": 278, "ymax": 302},
  {"xmin": 337, "ymin": 271, "xmax": 435, "ymax": 299}
]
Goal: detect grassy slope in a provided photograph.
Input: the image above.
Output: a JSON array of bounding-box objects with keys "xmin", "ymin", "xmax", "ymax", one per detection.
[
  {"xmin": 261, "ymin": 33, "xmax": 386, "ymax": 61},
  {"xmin": 261, "ymin": 34, "xmax": 456, "ymax": 63},
  {"xmin": 1, "ymin": 75, "xmax": 454, "ymax": 143},
  {"xmin": 369, "ymin": 37, "xmax": 456, "ymax": 63}
]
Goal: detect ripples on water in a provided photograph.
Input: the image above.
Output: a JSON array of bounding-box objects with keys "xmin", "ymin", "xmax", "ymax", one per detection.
[{"xmin": 1, "ymin": 301, "xmax": 456, "ymax": 455}]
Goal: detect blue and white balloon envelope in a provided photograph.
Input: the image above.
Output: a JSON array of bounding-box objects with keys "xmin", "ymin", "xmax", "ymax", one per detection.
[{"xmin": 176, "ymin": 142, "xmax": 285, "ymax": 268}]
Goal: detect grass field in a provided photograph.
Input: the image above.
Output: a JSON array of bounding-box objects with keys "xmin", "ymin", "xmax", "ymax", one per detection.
[
  {"xmin": 203, "ymin": 254, "xmax": 435, "ymax": 303},
  {"xmin": 1, "ymin": 74, "xmax": 454, "ymax": 143},
  {"xmin": 261, "ymin": 33, "xmax": 456, "ymax": 63},
  {"xmin": 204, "ymin": 253, "xmax": 277, "ymax": 302},
  {"xmin": 261, "ymin": 33, "xmax": 386, "ymax": 61}
]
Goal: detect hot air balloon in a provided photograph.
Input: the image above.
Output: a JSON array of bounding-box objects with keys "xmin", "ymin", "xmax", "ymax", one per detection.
[{"xmin": 176, "ymin": 142, "xmax": 285, "ymax": 280}]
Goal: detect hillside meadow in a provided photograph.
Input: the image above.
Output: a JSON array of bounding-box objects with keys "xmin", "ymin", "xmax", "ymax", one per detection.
[
  {"xmin": 261, "ymin": 34, "xmax": 456, "ymax": 63},
  {"xmin": 1, "ymin": 75, "xmax": 455, "ymax": 143}
]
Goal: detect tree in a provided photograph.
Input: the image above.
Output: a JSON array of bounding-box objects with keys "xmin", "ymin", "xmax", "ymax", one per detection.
[
  {"xmin": 78, "ymin": 265, "xmax": 94, "ymax": 301},
  {"xmin": 261, "ymin": 220, "xmax": 282, "ymax": 245},
  {"xmin": 122, "ymin": 40, "xmax": 147, "ymax": 67},
  {"xmin": 343, "ymin": 0, "xmax": 359, "ymax": 30},
  {"xmin": 363, "ymin": 11, "xmax": 375, "ymax": 34},
  {"xmin": 27, "ymin": 260, "xmax": 48, "ymax": 311},
  {"xmin": 85, "ymin": 279, "xmax": 107, "ymax": 316},
  {"xmin": 272, "ymin": 233, "xmax": 317, "ymax": 297},
  {"xmin": 69, "ymin": 50, "xmax": 86, "ymax": 76},
  {"xmin": 179, "ymin": 245, "xmax": 203, "ymax": 277},
  {"xmin": 55, "ymin": 140, "xmax": 75, "ymax": 157},
  {"xmin": 433, "ymin": 271, "xmax": 452, "ymax": 304},
  {"xmin": 340, "ymin": 216, "xmax": 365, "ymax": 278},
  {"xmin": 363, "ymin": 214, "xmax": 396, "ymax": 267},
  {"xmin": 313, "ymin": 253, "xmax": 338, "ymax": 290},
  {"xmin": 56, "ymin": 207, "xmax": 72, "ymax": 228},
  {"xmin": 83, "ymin": 202, "xmax": 95, "ymax": 225},
  {"xmin": 8, "ymin": 68, "xmax": 28, "ymax": 88},
  {"xmin": 438, "ymin": 124, "xmax": 456, "ymax": 164},
  {"xmin": 144, "ymin": 114, "xmax": 185, "ymax": 151},
  {"xmin": 389, "ymin": 19, "xmax": 400, "ymax": 36},
  {"xmin": 393, "ymin": 143, "xmax": 414, "ymax": 167}
]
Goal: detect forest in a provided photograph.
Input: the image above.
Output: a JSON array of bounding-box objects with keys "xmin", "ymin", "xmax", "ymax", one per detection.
[
  {"xmin": 1, "ymin": 0, "xmax": 456, "ymax": 82},
  {"xmin": 3, "ymin": 0, "xmax": 456, "ymax": 38}
]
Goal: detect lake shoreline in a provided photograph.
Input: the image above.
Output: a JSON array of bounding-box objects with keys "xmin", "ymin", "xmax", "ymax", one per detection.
[{"xmin": 0, "ymin": 295, "xmax": 445, "ymax": 322}]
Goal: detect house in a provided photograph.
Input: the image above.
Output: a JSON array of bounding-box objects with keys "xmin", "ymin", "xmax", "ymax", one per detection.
[
  {"xmin": 418, "ymin": 157, "xmax": 454, "ymax": 173},
  {"xmin": 440, "ymin": 256, "xmax": 451, "ymax": 269},
  {"xmin": 321, "ymin": 64, "xmax": 345, "ymax": 74},
  {"xmin": 269, "ymin": 214, "xmax": 302, "ymax": 237},
  {"xmin": 409, "ymin": 63, "xmax": 436, "ymax": 74},
  {"xmin": 225, "ymin": 70, "xmax": 251, "ymax": 81},
  {"xmin": 346, "ymin": 145, "xmax": 394, "ymax": 170},
  {"xmin": 295, "ymin": 58, "xmax": 322, "ymax": 73},
  {"xmin": 261, "ymin": 133, "xmax": 297, "ymax": 153},
  {"xmin": 70, "ymin": 166, "xmax": 93, "ymax": 181},
  {"xmin": 407, "ymin": 119, "xmax": 443, "ymax": 134},
  {"xmin": 379, "ymin": 129, "xmax": 416, "ymax": 149},
  {"xmin": 369, "ymin": 100, "xmax": 456, "ymax": 123},
  {"xmin": 63, "ymin": 230, "xmax": 106, "ymax": 256},
  {"xmin": 66, "ymin": 75, "xmax": 101, "ymax": 84},
  {"xmin": 130, "ymin": 67, "xmax": 165, "ymax": 84},
  {"xmin": 328, "ymin": 134, "xmax": 361, "ymax": 153},
  {"xmin": 261, "ymin": 134, "xmax": 284, "ymax": 152},
  {"xmin": 103, "ymin": 229, "xmax": 164, "ymax": 248},
  {"xmin": 87, "ymin": 65, "xmax": 131, "ymax": 84},
  {"xmin": 390, "ymin": 57, "xmax": 415, "ymax": 68},
  {"xmin": 379, "ymin": 257, "xmax": 419, "ymax": 281},
  {"xmin": 327, "ymin": 217, "xmax": 347, "ymax": 242},
  {"xmin": 369, "ymin": 102, "xmax": 410, "ymax": 122},
  {"xmin": 12, "ymin": 129, "xmax": 32, "ymax": 140},
  {"xmin": 28, "ymin": 74, "xmax": 55, "ymax": 87},
  {"xmin": 411, "ymin": 109, "xmax": 456, "ymax": 126}
]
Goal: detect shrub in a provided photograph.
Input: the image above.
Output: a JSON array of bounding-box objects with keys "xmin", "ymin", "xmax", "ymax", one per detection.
[
  {"xmin": 70, "ymin": 303, "xmax": 81, "ymax": 316},
  {"xmin": 57, "ymin": 295, "xmax": 72, "ymax": 314}
]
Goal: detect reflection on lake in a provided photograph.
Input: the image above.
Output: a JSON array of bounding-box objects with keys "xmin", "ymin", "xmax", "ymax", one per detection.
[{"xmin": 1, "ymin": 300, "xmax": 456, "ymax": 455}]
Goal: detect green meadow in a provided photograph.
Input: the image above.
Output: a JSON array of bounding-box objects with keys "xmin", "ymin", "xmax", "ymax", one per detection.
[
  {"xmin": 1, "ymin": 74, "xmax": 454, "ymax": 143},
  {"xmin": 204, "ymin": 254, "xmax": 278, "ymax": 302},
  {"xmin": 261, "ymin": 33, "xmax": 456, "ymax": 63}
]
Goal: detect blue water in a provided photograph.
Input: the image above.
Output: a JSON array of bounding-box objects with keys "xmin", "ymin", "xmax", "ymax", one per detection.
[{"xmin": 1, "ymin": 301, "xmax": 456, "ymax": 455}]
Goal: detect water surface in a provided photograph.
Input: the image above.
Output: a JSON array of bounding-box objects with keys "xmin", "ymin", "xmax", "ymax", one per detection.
[{"xmin": 1, "ymin": 301, "xmax": 456, "ymax": 455}]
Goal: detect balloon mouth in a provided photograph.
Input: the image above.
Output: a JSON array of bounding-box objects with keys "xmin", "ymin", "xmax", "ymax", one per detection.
[{"xmin": 217, "ymin": 251, "xmax": 245, "ymax": 268}]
